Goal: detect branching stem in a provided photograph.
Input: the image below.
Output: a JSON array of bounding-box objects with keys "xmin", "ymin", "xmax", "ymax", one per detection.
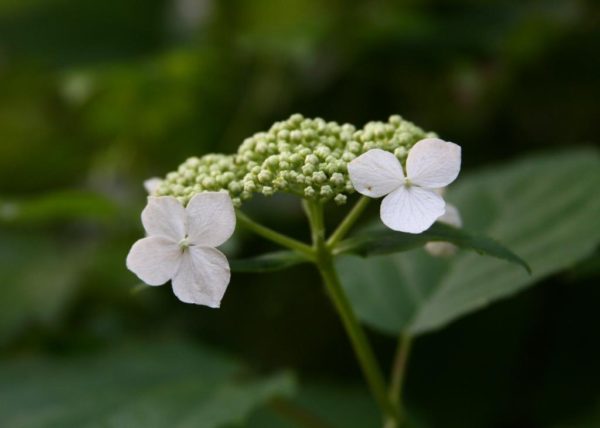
[
  {"xmin": 326, "ymin": 196, "xmax": 370, "ymax": 249},
  {"xmin": 304, "ymin": 200, "xmax": 399, "ymax": 425},
  {"xmin": 239, "ymin": 199, "xmax": 406, "ymax": 427},
  {"xmin": 236, "ymin": 210, "xmax": 314, "ymax": 259}
]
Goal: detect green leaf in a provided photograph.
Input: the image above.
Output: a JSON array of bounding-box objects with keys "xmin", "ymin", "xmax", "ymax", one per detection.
[
  {"xmin": 0, "ymin": 190, "xmax": 117, "ymax": 225},
  {"xmin": 336, "ymin": 222, "xmax": 530, "ymax": 273},
  {"xmin": 246, "ymin": 382, "xmax": 379, "ymax": 428},
  {"xmin": 0, "ymin": 343, "xmax": 295, "ymax": 428},
  {"xmin": 230, "ymin": 251, "xmax": 310, "ymax": 273},
  {"xmin": 337, "ymin": 149, "xmax": 600, "ymax": 336},
  {"xmin": 0, "ymin": 232, "xmax": 88, "ymax": 344}
]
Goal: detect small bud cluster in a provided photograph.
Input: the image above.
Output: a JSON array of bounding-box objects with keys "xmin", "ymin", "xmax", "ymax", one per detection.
[{"xmin": 155, "ymin": 114, "xmax": 435, "ymax": 206}]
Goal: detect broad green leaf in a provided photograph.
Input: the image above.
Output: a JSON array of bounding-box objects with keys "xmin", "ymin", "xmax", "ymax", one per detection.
[
  {"xmin": 0, "ymin": 232, "xmax": 88, "ymax": 344},
  {"xmin": 336, "ymin": 222, "xmax": 530, "ymax": 273},
  {"xmin": 246, "ymin": 382, "xmax": 379, "ymax": 428},
  {"xmin": 0, "ymin": 343, "xmax": 295, "ymax": 428},
  {"xmin": 0, "ymin": 190, "xmax": 117, "ymax": 225},
  {"xmin": 230, "ymin": 251, "xmax": 309, "ymax": 273},
  {"xmin": 337, "ymin": 149, "xmax": 600, "ymax": 336}
]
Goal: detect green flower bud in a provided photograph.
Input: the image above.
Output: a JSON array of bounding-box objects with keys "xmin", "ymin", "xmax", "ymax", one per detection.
[
  {"xmin": 330, "ymin": 172, "xmax": 345, "ymax": 186},
  {"xmin": 305, "ymin": 154, "xmax": 319, "ymax": 165},
  {"xmin": 304, "ymin": 186, "xmax": 316, "ymax": 198},
  {"xmin": 320, "ymin": 185, "xmax": 333, "ymax": 197},
  {"xmin": 290, "ymin": 130, "xmax": 302, "ymax": 141},
  {"xmin": 243, "ymin": 181, "xmax": 257, "ymax": 193},
  {"xmin": 272, "ymin": 177, "xmax": 287, "ymax": 189},
  {"xmin": 394, "ymin": 147, "xmax": 407, "ymax": 159},
  {"xmin": 302, "ymin": 164, "xmax": 315, "ymax": 176},
  {"xmin": 334, "ymin": 194, "xmax": 347, "ymax": 205},
  {"xmin": 312, "ymin": 171, "xmax": 327, "ymax": 184},
  {"xmin": 202, "ymin": 177, "xmax": 215, "ymax": 188},
  {"xmin": 342, "ymin": 152, "xmax": 356, "ymax": 162},
  {"xmin": 277, "ymin": 129, "xmax": 290, "ymax": 140},
  {"xmin": 157, "ymin": 114, "xmax": 432, "ymax": 205}
]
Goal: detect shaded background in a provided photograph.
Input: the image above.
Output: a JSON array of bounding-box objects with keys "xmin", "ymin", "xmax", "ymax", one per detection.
[{"xmin": 0, "ymin": 0, "xmax": 599, "ymax": 427}]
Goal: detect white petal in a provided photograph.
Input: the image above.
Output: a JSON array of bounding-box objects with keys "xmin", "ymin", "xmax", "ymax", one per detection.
[
  {"xmin": 186, "ymin": 192, "xmax": 236, "ymax": 247},
  {"xmin": 144, "ymin": 178, "xmax": 162, "ymax": 195},
  {"xmin": 380, "ymin": 185, "xmax": 445, "ymax": 233},
  {"xmin": 126, "ymin": 236, "xmax": 182, "ymax": 286},
  {"xmin": 171, "ymin": 247, "xmax": 230, "ymax": 307},
  {"xmin": 437, "ymin": 203, "xmax": 462, "ymax": 227},
  {"xmin": 141, "ymin": 196, "xmax": 186, "ymax": 240},
  {"xmin": 348, "ymin": 149, "xmax": 404, "ymax": 198},
  {"xmin": 406, "ymin": 138, "xmax": 461, "ymax": 188}
]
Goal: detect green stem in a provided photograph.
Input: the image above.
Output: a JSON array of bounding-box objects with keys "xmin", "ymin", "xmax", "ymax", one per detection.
[
  {"xmin": 326, "ymin": 196, "xmax": 370, "ymax": 248},
  {"xmin": 385, "ymin": 333, "xmax": 413, "ymax": 428},
  {"xmin": 236, "ymin": 210, "xmax": 314, "ymax": 258},
  {"xmin": 304, "ymin": 200, "xmax": 399, "ymax": 423}
]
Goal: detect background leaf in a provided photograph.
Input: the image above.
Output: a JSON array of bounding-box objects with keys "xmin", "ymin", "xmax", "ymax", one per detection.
[
  {"xmin": 230, "ymin": 251, "xmax": 309, "ymax": 273},
  {"xmin": 338, "ymin": 148, "xmax": 600, "ymax": 336},
  {"xmin": 246, "ymin": 382, "xmax": 379, "ymax": 428},
  {"xmin": 0, "ymin": 343, "xmax": 295, "ymax": 428},
  {"xmin": 0, "ymin": 233, "xmax": 90, "ymax": 344},
  {"xmin": 0, "ymin": 190, "xmax": 117, "ymax": 225},
  {"xmin": 336, "ymin": 222, "xmax": 530, "ymax": 273}
]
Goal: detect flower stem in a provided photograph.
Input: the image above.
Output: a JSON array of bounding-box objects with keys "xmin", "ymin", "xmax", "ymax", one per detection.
[
  {"xmin": 326, "ymin": 196, "xmax": 370, "ymax": 248},
  {"xmin": 304, "ymin": 199, "xmax": 399, "ymax": 424},
  {"xmin": 236, "ymin": 210, "xmax": 314, "ymax": 258},
  {"xmin": 384, "ymin": 333, "xmax": 413, "ymax": 428}
]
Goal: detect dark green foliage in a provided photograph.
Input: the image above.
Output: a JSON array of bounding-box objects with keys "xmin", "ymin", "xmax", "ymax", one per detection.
[{"xmin": 0, "ymin": 0, "xmax": 598, "ymax": 426}]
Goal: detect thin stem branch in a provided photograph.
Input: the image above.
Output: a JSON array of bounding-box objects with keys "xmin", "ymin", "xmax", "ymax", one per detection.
[
  {"xmin": 384, "ymin": 333, "xmax": 413, "ymax": 428},
  {"xmin": 236, "ymin": 210, "xmax": 314, "ymax": 258},
  {"xmin": 304, "ymin": 199, "xmax": 399, "ymax": 423},
  {"xmin": 326, "ymin": 196, "xmax": 370, "ymax": 248}
]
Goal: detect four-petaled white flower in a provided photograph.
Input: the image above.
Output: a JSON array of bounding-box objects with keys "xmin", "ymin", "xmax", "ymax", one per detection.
[
  {"xmin": 126, "ymin": 192, "xmax": 235, "ymax": 307},
  {"xmin": 348, "ymin": 138, "xmax": 461, "ymax": 234}
]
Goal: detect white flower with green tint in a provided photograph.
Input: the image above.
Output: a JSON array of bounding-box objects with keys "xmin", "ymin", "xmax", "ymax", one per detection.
[
  {"xmin": 348, "ymin": 138, "xmax": 461, "ymax": 233},
  {"xmin": 126, "ymin": 192, "xmax": 235, "ymax": 307}
]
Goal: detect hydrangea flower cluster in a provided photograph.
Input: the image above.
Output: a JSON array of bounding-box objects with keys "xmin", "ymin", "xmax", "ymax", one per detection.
[
  {"xmin": 153, "ymin": 114, "xmax": 436, "ymax": 206},
  {"xmin": 129, "ymin": 114, "xmax": 463, "ymax": 307}
]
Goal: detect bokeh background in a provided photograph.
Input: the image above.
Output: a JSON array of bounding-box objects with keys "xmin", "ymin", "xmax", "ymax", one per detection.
[{"xmin": 1, "ymin": 1, "xmax": 599, "ymax": 427}]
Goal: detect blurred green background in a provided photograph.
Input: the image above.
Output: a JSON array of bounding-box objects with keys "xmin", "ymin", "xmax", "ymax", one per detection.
[{"xmin": 0, "ymin": 0, "xmax": 599, "ymax": 427}]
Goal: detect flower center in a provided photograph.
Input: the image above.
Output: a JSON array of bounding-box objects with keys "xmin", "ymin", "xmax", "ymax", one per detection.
[
  {"xmin": 178, "ymin": 236, "xmax": 191, "ymax": 250},
  {"xmin": 404, "ymin": 178, "xmax": 413, "ymax": 188}
]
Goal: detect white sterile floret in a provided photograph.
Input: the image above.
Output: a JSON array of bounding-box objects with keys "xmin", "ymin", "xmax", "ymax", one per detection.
[
  {"xmin": 126, "ymin": 192, "xmax": 236, "ymax": 308},
  {"xmin": 348, "ymin": 138, "xmax": 461, "ymax": 234}
]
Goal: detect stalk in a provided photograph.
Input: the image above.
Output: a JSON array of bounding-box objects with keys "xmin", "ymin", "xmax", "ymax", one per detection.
[{"xmin": 304, "ymin": 200, "xmax": 399, "ymax": 424}]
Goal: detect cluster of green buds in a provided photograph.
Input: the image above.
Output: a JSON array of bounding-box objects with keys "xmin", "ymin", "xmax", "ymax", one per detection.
[{"xmin": 154, "ymin": 114, "xmax": 435, "ymax": 206}]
